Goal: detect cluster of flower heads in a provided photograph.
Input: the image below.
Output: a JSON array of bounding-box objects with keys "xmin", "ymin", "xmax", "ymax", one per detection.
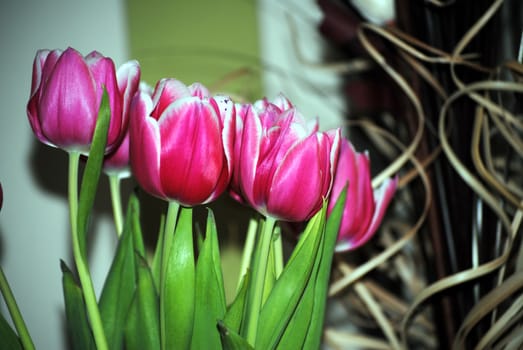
[{"xmin": 27, "ymin": 47, "xmax": 397, "ymax": 252}]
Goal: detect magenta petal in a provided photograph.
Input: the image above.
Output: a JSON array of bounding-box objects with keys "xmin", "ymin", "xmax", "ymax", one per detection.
[
  {"xmin": 38, "ymin": 49, "xmax": 98, "ymax": 151},
  {"xmin": 117, "ymin": 60, "xmax": 141, "ymax": 122},
  {"xmin": 30, "ymin": 49, "xmax": 53, "ymax": 96},
  {"xmin": 159, "ymin": 98, "xmax": 224, "ymax": 205},
  {"xmin": 212, "ymin": 95, "xmax": 235, "ymax": 178},
  {"xmin": 188, "ymin": 82, "xmax": 210, "ymax": 99},
  {"xmin": 86, "ymin": 54, "xmax": 122, "ymax": 148},
  {"xmin": 104, "ymin": 132, "xmax": 131, "ymax": 177},
  {"xmin": 271, "ymin": 93, "xmax": 293, "ymax": 110},
  {"xmin": 151, "ymin": 79, "xmax": 191, "ymax": 119},
  {"xmin": 336, "ymin": 177, "xmax": 398, "ymax": 252},
  {"xmin": 39, "ymin": 49, "xmax": 64, "ymax": 95},
  {"xmin": 129, "ymin": 92, "xmax": 164, "ymax": 198},
  {"xmin": 267, "ymin": 135, "xmax": 325, "ymax": 221},
  {"xmin": 238, "ymin": 106, "xmax": 262, "ymax": 207},
  {"xmin": 350, "ymin": 153, "xmax": 375, "ymax": 235}
]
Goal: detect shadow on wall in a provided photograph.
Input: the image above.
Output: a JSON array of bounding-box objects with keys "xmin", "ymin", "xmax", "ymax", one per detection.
[{"xmin": 26, "ymin": 137, "xmax": 253, "ymax": 254}]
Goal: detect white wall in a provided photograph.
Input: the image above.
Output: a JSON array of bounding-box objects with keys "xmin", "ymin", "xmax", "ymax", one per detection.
[
  {"xmin": 0, "ymin": 1, "xmax": 128, "ymax": 349},
  {"xmin": 256, "ymin": 0, "xmax": 345, "ymax": 132}
]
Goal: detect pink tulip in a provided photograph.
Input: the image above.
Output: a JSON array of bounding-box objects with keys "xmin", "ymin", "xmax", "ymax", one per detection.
[
  {"xmin": 129, "ymin": 78, "xmax": 234, "ymax": 206},
  {"xmin": 231, "ymin": 95, "xmax": 341, "ymax": 222},
  {"xmin": 27, "ymin": 47, "xmax": 140, "ymax": 154},
  {"xmin": 328, "ymin": 139, "xmax": 397, "ymax": 252}
]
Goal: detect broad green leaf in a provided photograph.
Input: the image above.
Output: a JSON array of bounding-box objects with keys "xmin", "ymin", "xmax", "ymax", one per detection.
[
  {"xmin": 255, "ymin": 206, "xmax": 326, "ymax": 349},
  {"xmin": 98, "ymin": 195, "xmax": 140, "ymax": 349},
  {"xmin": 76, "ymin": 90, "xmax": 111, "ymax": 259},
  {"xmin": 223, "ymin": 271, "xmax": 250, "ymax": 334},
  {"xmin": 123, "ymin": 292, "xmax": 139, "ymax": 350},
  {"xmin": 163, "ymin": 207, "xmax": 195, "ymax": 350},
  {"xmin": 0, "ymin": 313, "xmax": 22, "ymax": 350},
  {"xmin": 124, "ymin": 255, "xmax": 160, "ymax": 350},
  {"xmin": 190, "ymin": 210, "xmax": 226, "ymax": 350},
  {"xmin": 61, "ymin": 261, "xmax": 95, "ymax": 350},
  {"xmin": 303, "ymin": 188, "xmax": 347, "ymax": 349},
  {"xmin": 277, "ymin": 220, "xmax": 326, "ymax": 349},
  {"xmin": 218, "ymin": 321, "xmax": 254, "ymax": 350}
]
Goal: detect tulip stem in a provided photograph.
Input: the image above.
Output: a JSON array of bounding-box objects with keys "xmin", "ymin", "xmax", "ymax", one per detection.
[
  {"xmin": 273, "ymin": 226, "xmax": 283, "ymax": 279},
  {"xmin": 246, "ymin": 216, "xmax": 277, "ymax": 346},
  {"xmin": 68, "ymin": 151, "xmax": 108, "ymax": 350},
  {"xmin": 237, "ymin": 218, "xmax": 258, "ymax": 291},
  {"xmin": 108, "ymin": 174, "xmax": 124, "ymax": 237},
  {"xmin": 0, "ymin": 266, "xmax": 35, "ymax": 350},
  {"xmin": 160, "ymin": 201, "xmax": 180, "ymax": 350}
]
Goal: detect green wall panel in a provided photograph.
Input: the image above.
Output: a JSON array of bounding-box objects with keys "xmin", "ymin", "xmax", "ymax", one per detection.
[{"xmin": 126, "ymin": 0, "xmax": 262, "ymax": 100}]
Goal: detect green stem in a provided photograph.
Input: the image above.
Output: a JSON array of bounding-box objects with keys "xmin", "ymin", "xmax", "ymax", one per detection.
[
  {"xmin": 236, "ymin": 218, "xmax": 258, "ymax": 291},
  {"xmin": 273, "ymin": 226, "xmax": 283, "ymax": 279},
  {"xmin": 0, "ymin": 266, "xmax": 35, "ymax": 350},
  {"xmin": 108, "ymin": 174, "xmax": 124, "ymax": 237},
  {"xmin": 160, "ymin": 201, "xmax": 180, "ymax": 350},
  {"xmin": 68, "ymin": 152, "xmax": 108, "ymax": 350},
  {"xmin": 246, "ymin": 216, "xmax": 277, "ymax": 346}
]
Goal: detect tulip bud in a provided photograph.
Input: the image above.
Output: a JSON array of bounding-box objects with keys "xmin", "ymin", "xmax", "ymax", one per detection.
[
  {"xmin": 129, "ymin": 78, "xmax": 234, "ymax": 206},
  {"xmin": 27, "ymin": 47, "xmax": 140, "ymax": 155},
  {"xmin": 231, "ymin": 95, "xmax": 341, "ymax": 222},
  {"xmin": 328, "ymin": 139, "xmax": 397, "ymax": 252}
]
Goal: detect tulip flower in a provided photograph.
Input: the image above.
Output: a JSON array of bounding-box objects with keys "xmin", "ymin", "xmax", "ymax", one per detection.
[
  {"xmin": 231, "ymin": 95, "xmax": 341, "ymax": 222},
  {"xmin": 0, "ymin": 181, "xmax": 3, "ymax": 212},
  {"xmin": 328, "ymin": 139, "xmax": 397, "ymax": 252},
  {"xmin": 27, "ymin": 47, "xmax": 140, "ymax": 154},
  {"xmin": 129, "ymin": 78, "xmax": 234, "ymax": 206}
]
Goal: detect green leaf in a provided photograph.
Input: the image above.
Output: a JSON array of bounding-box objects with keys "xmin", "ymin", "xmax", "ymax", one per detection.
[
  {"xmin": 255, "ymin": 206, "xmax": 326, "ymax": 349},
  {"xmin": 302, "ymin": 188, "xmax": 347, "ymax": 349},
  {"xmin": 163, "ymin": 206, "xmax": 195, "ymax": 349},
  {"xmin": 223, "ymin": 271, "xmax": 250, "ymax": 334},
  {"xmin": 218, "ymin": 321, "xmax": 254, "ymax": 350},
  {"xmin": 191, "ymin": 209, "xmax": 227, "ymax": 350},
  {"xmin": 124, "ymin": 255, "xmax": 160, "ymax": 350},
  {"xmin": 61, "ymin": 261, "xmax": 95, "ymax": 350},
  {"xmin": 77, "ymin": 89, "xmax": 111, "ymax": 259},
  {"xmin": 0, "ymin": 313, "xmax": 22, "ymax": 350},
  {"xmin": 98, "ymin": 195, "xmax": 140, "ymax": 349},
  {"xmin": 276, "ymin": 223, "xmax": 326, "ymax": 349}
]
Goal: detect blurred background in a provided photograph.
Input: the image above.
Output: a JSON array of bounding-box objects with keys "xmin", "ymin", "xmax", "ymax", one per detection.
[{"xmin": 0, "ymin": 1, "xmax": 342, "ymax": 349}]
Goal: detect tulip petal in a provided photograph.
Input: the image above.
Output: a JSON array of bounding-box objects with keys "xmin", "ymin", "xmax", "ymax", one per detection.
[
  {"xmin": 266, "ymin": 134, "xmax": 325, "ymax": 221},
  {"xmin": 117, "ymin": 60, "xmax": 141, "ymax": 122},
  {"xmin": 129, "ymin": 92, "xmax": 164, "ymax": 198},
  {"xmin": 188, "ymin": 82, "xmax": 210, "ymax": 99},
  {"xmin": 351, "ymin": 176, "xmax": 397, "ymax": 249},
  {"xmin": 38, "ymin": 48, "xmax": 98, "ymax": 151},
  {"xmin": 237, "ymin": 105, "xmax": 262, "ymax": 207},
  {"xmin": 27, "ymin": 49, "xmax": 63, "ymax": 146},
  {"xmin": 151, "ymin": 79, "xmax": 191, "ymax": 120},
  {"xmin": 336, "ymin": 176, "xmax": 397, "ymax": 252},
  {"xmin": 158, "ymin": 98, "xmax": 224, "ymax": 205},
  {"xmin": 86, "ymin": 51, "xmax": 122, "ymax": 148},
  {"xmin": 212, "ymin": 96, "xmax": 235, "ymax": 183}
]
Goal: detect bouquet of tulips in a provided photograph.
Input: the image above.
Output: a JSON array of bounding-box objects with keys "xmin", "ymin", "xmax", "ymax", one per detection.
[{"xmin": 0, "ymin": 47, "xmax": 397, "ymax": 349}]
